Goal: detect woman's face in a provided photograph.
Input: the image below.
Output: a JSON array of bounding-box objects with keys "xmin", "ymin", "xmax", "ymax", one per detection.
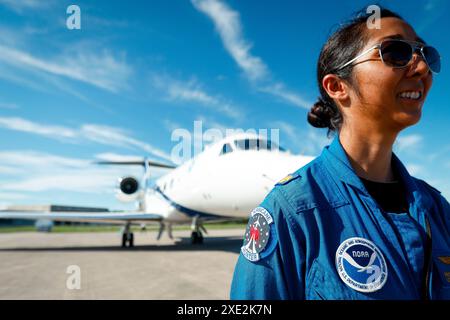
[{"xmin": 345, "ymin": 17, "xmax": 433, "ymax": 133}]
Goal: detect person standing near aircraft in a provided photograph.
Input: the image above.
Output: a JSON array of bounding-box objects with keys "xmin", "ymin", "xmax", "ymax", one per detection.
[{"xmin": 230, "ymin": 7, "xmax": 450, "ymax": 299}]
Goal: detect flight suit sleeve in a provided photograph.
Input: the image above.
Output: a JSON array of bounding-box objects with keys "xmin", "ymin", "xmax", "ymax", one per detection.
[
  {"xmin": 439, "ymin": 194, "xmax": 450, "ymax": 230},
  {"xmin": 441, "ymin": 195, "xmax": 450, "ymax": 215},
  {"xmin": 424, "ymin": 180, "xmax": 450, "ymax": 231},
  {"xmin": 229, "ymin": 188, "xmax": 306, "ymax": 300}
]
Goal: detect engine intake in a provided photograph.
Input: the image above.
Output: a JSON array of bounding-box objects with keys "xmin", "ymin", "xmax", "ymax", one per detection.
[{"xmin": 120, "ymin": 177, "xmax": 139, "ymax": 195}]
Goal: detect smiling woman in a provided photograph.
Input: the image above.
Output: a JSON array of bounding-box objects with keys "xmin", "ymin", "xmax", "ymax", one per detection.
[{"xmin": 230, "ymin": 6, "xmax": 450, "ymax": 300}]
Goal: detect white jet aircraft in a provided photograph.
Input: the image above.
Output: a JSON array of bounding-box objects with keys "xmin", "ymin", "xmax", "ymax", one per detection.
[{"xmin": 0, "ymin": 133, "xmax": 314, "ymax": 247}]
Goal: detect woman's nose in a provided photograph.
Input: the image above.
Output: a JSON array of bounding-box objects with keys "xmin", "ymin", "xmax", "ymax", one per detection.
[{"xmin": 407, "ymin": 52, "xmax": 431, "ymax": 76}]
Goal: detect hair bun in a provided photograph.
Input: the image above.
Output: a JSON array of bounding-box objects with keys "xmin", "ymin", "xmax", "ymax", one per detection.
[{"xmin": 307, "ymin": 98, "xmax": 335, "ymax": 128}]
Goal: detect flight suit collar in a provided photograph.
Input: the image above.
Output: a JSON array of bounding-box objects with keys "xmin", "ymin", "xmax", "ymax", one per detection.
[
  {"xmin": 322, "ymin": 135, "xmax": 367, "ymax": 193},
  {"xmin": 322, "ymin": 134, "xmax": 434, "ymax": 213}
]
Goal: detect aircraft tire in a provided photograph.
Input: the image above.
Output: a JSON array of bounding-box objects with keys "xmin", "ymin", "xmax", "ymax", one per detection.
[
  {"xmin": 129, "ymin": 233, "xmax": 134, "ymax": 247},
  {"xmin": 122, "ymin": 234, "xmax": 127, "ymax": 247}
]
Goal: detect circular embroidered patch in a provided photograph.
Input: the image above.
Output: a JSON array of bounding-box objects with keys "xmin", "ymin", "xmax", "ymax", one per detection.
[
  {"xmin": 241, "ymin": 207, "xmax": 275, "ymax": 262},
  {"xmin": 335, "ymin": 237, "xmax": 388, "ymax": 293}
]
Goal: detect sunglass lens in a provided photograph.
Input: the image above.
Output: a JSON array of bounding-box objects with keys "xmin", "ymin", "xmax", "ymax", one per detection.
[
  {"xmin": 423, "ymin": 46, "xmax": 441, "ymax": 73},
  {"xmin": 381, "ymin": 41, "xmax": 412, "ymax": 67}
]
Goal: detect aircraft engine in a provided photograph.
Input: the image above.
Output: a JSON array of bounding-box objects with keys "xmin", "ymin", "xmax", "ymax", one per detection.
[
  {"xmin": 120, "ymin": 177, "xmax": 139, "ymax": 194},
  {"xmin": 116, "ymin": 176, "xmax": 142, "ymax": 202}
]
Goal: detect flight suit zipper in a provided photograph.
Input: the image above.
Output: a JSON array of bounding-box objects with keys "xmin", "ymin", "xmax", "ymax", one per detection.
[{"xmin": 422, "ymin": 217, "xmax": 432, "ymax": 300}]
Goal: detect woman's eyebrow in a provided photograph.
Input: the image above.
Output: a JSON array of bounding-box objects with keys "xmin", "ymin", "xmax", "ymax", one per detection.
[
  {"xmin": 415, "ymin": 36, "xmax": 426, "ymax": 44},
  {"xmin": 374, "ymin": 34, "xmax": 403, "ymax": 42},
  {"xmin": 376, "ymin": 34, "xmax": 426, "ymax": 43}
]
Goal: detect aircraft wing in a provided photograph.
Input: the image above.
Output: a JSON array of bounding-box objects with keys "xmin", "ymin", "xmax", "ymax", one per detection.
[{"xmin": 0, "ymin": 210, "xmax": 163, "ymax": 224}]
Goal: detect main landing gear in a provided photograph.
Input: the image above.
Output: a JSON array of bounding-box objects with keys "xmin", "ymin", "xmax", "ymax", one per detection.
[
  {"xmin": 190, "ymin": 216, "xmax": 207, "ymax": 245},
  {"xmin": 157, "ymin": 222, "xmax": 174, "ymax": 240},
  {"xmin": 121, "ymin": 223, "xmax": 134, "ymax": 248}
]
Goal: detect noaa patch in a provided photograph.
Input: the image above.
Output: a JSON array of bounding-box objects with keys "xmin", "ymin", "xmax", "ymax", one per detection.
[
  {"xmin": 241, "ymin": 207, "xmax": 276, "ymax": 262},
  {"xmin": 335, "ymin": 237, "xmax": 388, "ymax": 293}
]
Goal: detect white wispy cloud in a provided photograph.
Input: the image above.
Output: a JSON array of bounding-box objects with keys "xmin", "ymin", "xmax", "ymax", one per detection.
[
  {"xmin": 0, "ymin": 101, "xmax": 19, "ymax": 109},
  {"xmin": 0, "ymin": 165, "xmax": 23, "ymax": 175},
  {"xmin": 0, "ymin": 151, "xmax": 168, "ymax": 199},
  {"xmin": 0, "ymin": 117, "xmax": 77, "ymax": 140},
  {"xmin": 0, "ymin": 44, "xmax": 132, "ymax": 93},
  {"xmin": 81, "ymin": 124, "xmax": 172, "ymax": 162},
  {"xmin": 0, "ymin": 63, "xmax": 50, "ymax": 93},
  {"xmin": 395, "ymin": 134, "xmax": 423, "ymax": 153},
  {"xmin": 163, "ymin": 119, "xmax": 183, "ymax": 133},
  {"xmin": 0, "ymin": 24, "xmax": 27, "ymax": 47},
  {"xmin": 152, "ymin": 74, "xmax": 242, "ymax": 119},
  {"xmin": 0, "ymin": 192, "xmax": 26, "ymax": 200},
  {"xmin": 271, "ymin": 120, "xmax": 330, "ymax": 155},
  {"xmin": 417, "ymin": 0, "xmax": 447, "ymax": 32},
  {"xmin": 0, "ymin": 0, "xmax": 54, "ymax": 13},
  {"xmin": 191, "ymin": 0, "xmax": 311, "ymax": 109},
  {"xmin": 0, "ymin": 117, "xmax": 172, "ymax": 162},
  {"xmin": 192, "ymin": 0, "xmax": 268, "ymax": 81},
  {"xmin": 0, "ymin": 151, "xmax": 87, "ymax": 169},
  {"xmin": 272, "ymin": 121, "xmax": 297, "ymax": 143},
  {"xmin": 260, "ymin": 83, "xmax": 311, "ymax": 110},
  {"xmin": 0, "ymin": 151, "xmax": 136, "ymax": 193},
  {"xmin": 3, "ymin": 171, "xmax": 117, "ymax": 193},
  {"xmin": 405, "ymin": 164, "xmax": 424, "ymax": 176},
  {"xmin": 195, "ymin": 115, "xmax": 229, "ymax": 133}
]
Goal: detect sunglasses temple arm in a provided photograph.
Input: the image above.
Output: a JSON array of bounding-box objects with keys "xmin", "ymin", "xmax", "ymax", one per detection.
[{"xmin": 336, "ymin": 45, "xmax": 379, "ymax": 71}]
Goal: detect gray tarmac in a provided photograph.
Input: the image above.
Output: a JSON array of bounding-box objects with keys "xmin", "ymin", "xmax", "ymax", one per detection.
[{"xmin": 0, "ymin": 228, "xmax": 245, "ymax": 299}]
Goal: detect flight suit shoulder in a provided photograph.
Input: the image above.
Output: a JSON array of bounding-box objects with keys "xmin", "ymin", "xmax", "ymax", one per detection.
[
  {"xmin": 275, "ymin": 173, "xmax": 301, "ymax": 186},
  {"xmin": 272, "ymin": 158, "xmax": 330, "ymax": 214},
  {"xmin": 414, "ymin": 177, "xmax": 442, "ymax": 195},
  {"xmin": 237, "ymin": 183, "xmax": 301, "ymax": 264},
  {"xmin": 413, "ymin": 177, "xmax": 450, "ymax": 217}
]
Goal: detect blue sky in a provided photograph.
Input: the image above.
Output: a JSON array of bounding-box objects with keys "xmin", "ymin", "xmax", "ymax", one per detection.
[{"xmin": 0, "ymin": 0, "xmax": 449, "ymax": 210}]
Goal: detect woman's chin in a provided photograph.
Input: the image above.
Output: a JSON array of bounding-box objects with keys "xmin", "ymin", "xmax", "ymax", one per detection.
[
  {"xmin": 394, "ymin": 110, "xmax": 422, "ymax": 129},
  {"xmin": 392, "ymin": 100, "xmax": 423, "ymax": 126},
  {"xmin": 396, "ymin": 97, "xmax": 424, "ymax": 114}
]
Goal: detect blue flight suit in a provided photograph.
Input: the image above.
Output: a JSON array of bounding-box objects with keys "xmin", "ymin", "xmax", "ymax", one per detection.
[{"xmin": 230, "ymin": 136, "xmax": 450, "ymax": 300}]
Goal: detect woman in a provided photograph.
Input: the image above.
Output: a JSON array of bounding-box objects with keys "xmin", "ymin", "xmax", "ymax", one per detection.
[{"xmin": 230, "ymin": 7, "xmax": 449, "ymax": 300}]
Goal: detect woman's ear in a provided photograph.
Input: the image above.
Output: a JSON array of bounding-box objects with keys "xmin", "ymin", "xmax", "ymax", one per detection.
[{"xmin": 322, "ymin": 74, "xmax": 349, "ymax": 102}]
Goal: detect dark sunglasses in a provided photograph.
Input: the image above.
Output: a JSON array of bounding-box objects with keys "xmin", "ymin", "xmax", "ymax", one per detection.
[{"xmin": 337, "ymin": 39, "xmax": 441, "ymax": 74}]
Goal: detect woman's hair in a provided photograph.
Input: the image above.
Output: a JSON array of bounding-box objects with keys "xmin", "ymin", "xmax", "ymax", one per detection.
[{"xmin": 307, "ymin": 7, "xmax": 404, "ymax": 134}]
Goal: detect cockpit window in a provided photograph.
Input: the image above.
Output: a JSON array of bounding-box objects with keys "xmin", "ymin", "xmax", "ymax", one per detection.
[
  {"xmin": 234, "ymin": 139, "xmax": 255, "ymax": 150},
  {"xmin": 220, "ymin": 143, "xmax": 234, "ymax": 156},
  {"xmin": 234, "ymin": 139, "xmax": 286, "ymax": 152}
]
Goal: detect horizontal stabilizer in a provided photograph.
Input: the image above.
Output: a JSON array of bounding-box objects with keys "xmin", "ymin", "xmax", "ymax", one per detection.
[{"xmin": 96, "ymin": 159, "xmax": 176, "ymax": 169}]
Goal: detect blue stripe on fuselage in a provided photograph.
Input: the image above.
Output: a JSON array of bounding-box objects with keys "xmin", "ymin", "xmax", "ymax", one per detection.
[{"xmin": 154, "ymin": 187, "xmax": 227, "ymax": 220}]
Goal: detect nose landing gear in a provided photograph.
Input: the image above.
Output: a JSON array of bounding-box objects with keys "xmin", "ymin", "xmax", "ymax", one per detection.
[
  {"xmin": 190, "ymin": 230, "xmax": 204, "ymax": 244},
  {"xmin": 190, "ymin": 215, "xmax": 207, "ymax": 245}
]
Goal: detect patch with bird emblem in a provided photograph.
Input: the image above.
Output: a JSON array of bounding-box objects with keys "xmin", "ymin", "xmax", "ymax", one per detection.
[
  {"xmin": 241, "ymin": 207, "xmax": 277, "ymax": 262},
  {"xmin": 335, "ymin": 237, "xmax": 388, "ymax": 293}
]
